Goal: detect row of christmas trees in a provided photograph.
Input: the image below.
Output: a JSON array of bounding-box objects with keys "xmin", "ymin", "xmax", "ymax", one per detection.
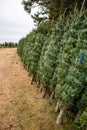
[{"xmin": 17, "ymin": 10, "xmax": 87, "ymax": 129}]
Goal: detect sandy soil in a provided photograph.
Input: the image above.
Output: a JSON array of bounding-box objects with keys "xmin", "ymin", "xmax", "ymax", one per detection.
[{"xmin": 0, "ymin": 48, "xmax": 63, "ymax": 130}]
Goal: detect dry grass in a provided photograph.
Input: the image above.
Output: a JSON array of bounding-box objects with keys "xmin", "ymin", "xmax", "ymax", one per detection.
[{"xmin": 0, "ymin": 48, "xmax": 64, "ymax": 130}]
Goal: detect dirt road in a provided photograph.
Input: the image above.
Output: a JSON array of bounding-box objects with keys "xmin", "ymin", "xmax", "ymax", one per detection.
[{"xmin": 0, "ymin": 48, "xmax": 63, "ymax": 130}]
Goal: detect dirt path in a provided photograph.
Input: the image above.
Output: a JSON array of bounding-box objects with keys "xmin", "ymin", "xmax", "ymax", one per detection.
[{"xmin": 0, "ymin": 48, "xmax": 63, "ymax": 130}]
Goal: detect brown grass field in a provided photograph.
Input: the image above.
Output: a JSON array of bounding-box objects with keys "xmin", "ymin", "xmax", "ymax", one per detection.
[{"xmin": 0, "ymin": 48, "xmax": 64, "ymax": 130}]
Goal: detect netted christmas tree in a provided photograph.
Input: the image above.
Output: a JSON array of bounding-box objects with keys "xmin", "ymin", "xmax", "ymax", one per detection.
[
  {"xmin": 55, "ymin": 11, "xmax": 87, "ymax": 125},
  {"xmin": 37, "ymin": 18, "xmax": 68, "ymax": 97},
  {"xmin": 27, "ymin": 33, "xmax": 44, "ymax": 82},
  {"xmin": 50, "ymin": 16, "xmax": 74, "ymax": 100},
  {"xmin": 37, "ymin": 32, "xmax": 51, "ymax": 92},
  {"xmin": 17, "ymin": 37, "xmax": 26, "ymax": 56},
  {"xmin": 21, "ymin": 31, "xmax": 37, "ymax": 70}
]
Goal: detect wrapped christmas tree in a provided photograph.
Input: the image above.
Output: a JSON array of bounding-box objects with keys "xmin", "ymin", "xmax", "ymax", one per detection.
[{"xmin": 55, "ymin": 11, "xmax": 87, "ymax": 125}]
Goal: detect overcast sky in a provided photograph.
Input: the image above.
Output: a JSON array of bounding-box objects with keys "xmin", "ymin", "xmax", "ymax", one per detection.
[{"xmin": 0, "ymin": 0, "xmax": 35, "ymax": 43}]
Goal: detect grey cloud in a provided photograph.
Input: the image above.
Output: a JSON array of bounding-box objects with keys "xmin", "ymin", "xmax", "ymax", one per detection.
[{"xmin": 0, "ymin": 0, "xmax": 34, "ymax": 43}]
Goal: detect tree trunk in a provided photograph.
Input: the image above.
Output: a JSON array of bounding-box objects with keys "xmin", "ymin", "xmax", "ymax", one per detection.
[
  {"xmin": 54, "ymin": 94, "xmax": 58, "ymax": 101},
  {"xmin": 26, "ymin": 64, "xmax": 28, "ymax": 70},
  {"xmin": 31, "ymin": 75, "xmax": 36, "ymax": 84},
  {"xmin": 74, "ymin": 109, "xmax": 83, "ymax": 122},
  {"xmin": 50, "ymin": 91, "xmax": 55, "ymax": 100},
  {"xmin": 37, "ymin": 80, "xmax": 40, "ymax": 87},
  {"xmin": 41, "ymin": 88, "xmax": 46, "ymax": 98},
  {"xmin": 56, "ymin": 107, "xmax": 66, "ymax": 125},
  {"xmin": 28, "ymin": 73, "xmax": 30, "ymax": 76},
  {"xmin": 55, "ymin": 99, "xmax": 62, "ymax": 112},
  {"xmin": 39, "ymin": 86, "xmax": 42, "ymax": 93},
  {"xmin": 23, "ymin": 64, "xmax": 26, "ymax": 69}
]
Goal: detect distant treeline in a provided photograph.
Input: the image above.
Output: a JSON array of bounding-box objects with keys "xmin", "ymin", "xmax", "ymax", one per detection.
[{"xmin": 0, "ymin": 42, "xmax": 17, "ymax": 48}]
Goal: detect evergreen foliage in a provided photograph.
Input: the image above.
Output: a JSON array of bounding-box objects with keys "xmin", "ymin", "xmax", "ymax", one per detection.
[
  {"xmin": 17, "ymin": 9, "xmax": 87, "ymax": 128},
  {"xmin": 22, "ymin": 0, "xmax": 87, "ymax": 24},
  {"xmin": 78, "ymin": 108, "xmax": 87, "ymax": 129}
]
